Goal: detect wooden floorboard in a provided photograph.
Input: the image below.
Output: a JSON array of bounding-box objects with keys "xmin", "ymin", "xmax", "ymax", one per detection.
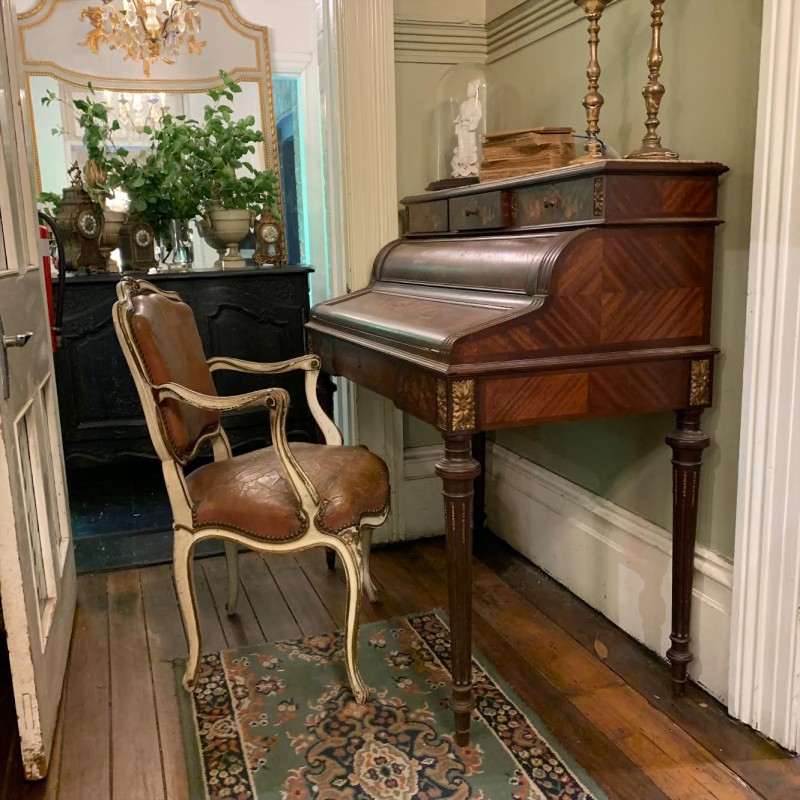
[
  {"xmin": 474, "ymin": 534, "xmax": 800, "ymax": 799},
  {"xmin": 107, "ymin": 570, "xmax": 165, "ymax": 800},
  {"xmin": 140, "ymin": 564, "xmax": 190, "ymax": 800},
  {"xmin": 3, "ymin": 536, "xmax": 798, "ymax": 799},
  {"xmin": 56, "ymin": 574, "xmax": 110, "ymax": 800},
  {"xmin": 266, "ymin": 553, "xmax": 336, "ymax": 636},
  {"xmin": 237, "ymin": 552, "xmax": 301, "ymax": 642}
]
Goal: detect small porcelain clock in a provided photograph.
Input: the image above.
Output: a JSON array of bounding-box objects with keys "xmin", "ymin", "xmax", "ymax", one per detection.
[{"xmin": 254, "ymin": 209, "xmax": 284, "ymax": 266}]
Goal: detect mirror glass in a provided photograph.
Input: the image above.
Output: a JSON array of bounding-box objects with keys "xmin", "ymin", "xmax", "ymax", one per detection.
[
  {"xmin": 20, "ymin": 0, "xmax": 306, "ymax": 270},
  {"xmin": 30, "ymin": 76, "xmax": 304, "ymax": 269}
]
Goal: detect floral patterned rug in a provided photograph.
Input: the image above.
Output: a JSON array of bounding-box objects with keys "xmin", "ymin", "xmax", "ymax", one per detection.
[{"xmin": 176, "ymin": 611, "xmax": 607, "ymax": 799}]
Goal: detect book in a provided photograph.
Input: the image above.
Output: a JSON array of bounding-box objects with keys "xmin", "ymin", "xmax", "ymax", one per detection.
[{"xmin": 480, "ymin": 127, "xmax": 575, "ymax": 181}]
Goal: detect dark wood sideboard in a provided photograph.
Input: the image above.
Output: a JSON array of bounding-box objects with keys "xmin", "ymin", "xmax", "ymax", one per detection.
[
  {"xmin": 55, "ymin": 267, "xmax": 317, "ymax": 466},
  {"xmin": 308, "ymin": 159, "xmax": 728, "ymax": 743}
]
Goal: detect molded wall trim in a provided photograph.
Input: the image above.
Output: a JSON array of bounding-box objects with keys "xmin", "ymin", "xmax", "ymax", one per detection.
[
  {"xmin": 394, "ymin": 19, "xmax": 487, "ymax": 65},
  {"xmin": 401, "ymin": 441, "xmax": 732, "ymax": 700},
  {"xmin": 485, "ymin": 443, "xmax": 732, "ymax": 701},
  {"xmin": 487, "ymin": 0, "xmax": 630, "ymax": 63}
]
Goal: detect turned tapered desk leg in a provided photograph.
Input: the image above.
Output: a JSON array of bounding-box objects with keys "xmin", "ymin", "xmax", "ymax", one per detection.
[
  {"xmin": 665, "ymin": 408, "xmax": 709, "ymax": 695},
  {"xmin": 436, "ymin": 434, "xmax": 481, "ymax": 746}
]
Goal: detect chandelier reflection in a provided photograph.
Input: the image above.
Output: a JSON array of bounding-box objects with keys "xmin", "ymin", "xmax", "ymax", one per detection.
[
  {"xmin": 103, "ymin": 90, "xmax": 166, "ymax": 138},
  {"xmin": 79, "ymin": 0, "xmax": 206, "ymax": 78}
]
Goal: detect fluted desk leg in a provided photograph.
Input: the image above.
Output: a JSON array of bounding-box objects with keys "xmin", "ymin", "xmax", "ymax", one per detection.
[
  {"xmin": 665, "ymin": 408, "xmax": 709, "ymax": 695},
  {"xmin": 436, "ymin": 434, "xmax": 481, "ymax": 745}
]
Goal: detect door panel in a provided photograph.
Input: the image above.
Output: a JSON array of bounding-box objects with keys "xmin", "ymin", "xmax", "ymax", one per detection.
[{"xmin": 0, "ymin": 0, "xmax": 76, "ymax": 781}]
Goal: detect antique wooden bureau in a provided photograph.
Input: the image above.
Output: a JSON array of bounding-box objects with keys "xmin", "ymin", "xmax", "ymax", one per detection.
[
  {"xmin": 55, "ymin": 267, "xmax": 317, "ymax": 466},
  {"xmin": 307, "ymin": 159, "xmax": 728, "ymax": 744}
]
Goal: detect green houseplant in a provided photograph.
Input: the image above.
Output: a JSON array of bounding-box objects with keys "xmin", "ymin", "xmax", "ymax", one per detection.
[{"xmin": 189, "ymin": 71, "xmax": 279, "ymax": 268}]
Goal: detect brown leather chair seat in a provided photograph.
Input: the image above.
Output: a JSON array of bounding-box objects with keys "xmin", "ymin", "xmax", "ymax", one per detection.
[{"xmin": 186, "ymin": 442, "xmax": 390, "ymax": 541}]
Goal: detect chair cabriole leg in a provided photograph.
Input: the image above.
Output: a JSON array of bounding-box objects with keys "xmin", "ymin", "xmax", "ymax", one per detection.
[
  {"xmin": 174, "ymin": 530, "xmax": 202, "ymax": 691},
  {"xmin": 361, "ymin": 528, "xmax": 378, "ymax": 602},
  {"xmin": 335, "ymin": 534, "xmax": 368, "ymax": 703},
  {"xmin": 223, "ymin": 539, "xmax": 240, "ymax": 616}
]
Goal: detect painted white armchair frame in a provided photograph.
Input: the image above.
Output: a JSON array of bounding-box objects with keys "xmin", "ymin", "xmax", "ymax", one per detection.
[{"xmin": 112, "ymin": 278, "xmax": 387, "ymax": 702}]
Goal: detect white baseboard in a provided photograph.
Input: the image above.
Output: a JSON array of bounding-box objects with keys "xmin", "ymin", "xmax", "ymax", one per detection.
[
  {"xmin": 485, "ymin": 443, "xmax": 733, "ymax": 702},
  {"xmin": 399, "ymin": 445, "xmax": 445, "ymax": 539}
]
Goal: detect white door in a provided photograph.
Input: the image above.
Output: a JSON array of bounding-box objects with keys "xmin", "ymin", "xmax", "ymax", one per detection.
[{"xmin": 0, "ymin": 0, "xmax": 75, "ymax": 781}]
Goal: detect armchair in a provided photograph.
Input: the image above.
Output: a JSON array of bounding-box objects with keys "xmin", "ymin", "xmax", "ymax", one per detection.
[{"xmin": 112, "ymin": 278, "xmax": 390, "ymax": 702}]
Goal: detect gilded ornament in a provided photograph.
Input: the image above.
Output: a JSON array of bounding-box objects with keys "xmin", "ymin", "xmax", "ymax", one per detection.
[
  {"xmin": 593, "ymin": 177, "xmax": 605, "ymax": 216},
  {"xmin": 451, "ymin": 379, "xmax": 476, "ymax": 431},
  {"xmin": 689, "ymin": 359, "xmax": 711, "ymax": 406}
]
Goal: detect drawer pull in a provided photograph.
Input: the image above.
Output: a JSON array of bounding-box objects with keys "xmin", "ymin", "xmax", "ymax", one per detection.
[{"xmin": 464, "ymin": 208, "xmax": 480, "ymax": 217}]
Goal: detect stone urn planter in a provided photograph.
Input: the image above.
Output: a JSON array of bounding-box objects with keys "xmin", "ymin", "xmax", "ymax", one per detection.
[
  {"xmin": 197, "ymin": 217, "xmax": 226, "ymax": 270},
  {"xmin": 206, "ymin": 207, "xmax": 254, "ymax": 269}
]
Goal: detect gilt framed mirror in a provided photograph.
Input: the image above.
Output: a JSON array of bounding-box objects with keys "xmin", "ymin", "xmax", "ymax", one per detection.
[{"xmin": 17, "ymin": 0, "xmax": 285, "ymax": 269}]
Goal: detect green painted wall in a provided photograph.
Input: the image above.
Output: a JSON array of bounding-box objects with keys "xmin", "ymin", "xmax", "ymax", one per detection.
[{"xmin": 488, "ymin": 0, "xmax": 762, "ymax": 557}]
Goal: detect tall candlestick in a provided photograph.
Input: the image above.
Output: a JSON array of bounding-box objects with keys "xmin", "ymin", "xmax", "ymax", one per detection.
[
  {"xmin": 626, "ymin": 0, "xmax": 679, "ymax": 159},
  {"xmin": 572, "ymin": 0, "xmax": 613, "ymax": 163}
]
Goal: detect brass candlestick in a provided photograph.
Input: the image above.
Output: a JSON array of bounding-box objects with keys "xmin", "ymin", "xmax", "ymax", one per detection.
[
  {"xmin": 626, "ymin": 0, "xmax": 678, "ymax": 159},
  {"xmin": 572, "ymin": 0, "xmax": 613, "ymax": 163}
]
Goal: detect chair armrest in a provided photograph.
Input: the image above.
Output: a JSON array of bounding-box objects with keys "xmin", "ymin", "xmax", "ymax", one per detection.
[
  {"xmin": 207, "ymin": 354, "xmax": 321, "ymax": 375},
  {"xmin": 156, "ymin": 382, "xmax": 322, "ymax": 516},
  {"xmin": 156, "ymin": 383, "xmax": 280, "ymax": 413},
  {"xmin": 207, "ymin": 354, "xmax": 343, "ymax": 446}
]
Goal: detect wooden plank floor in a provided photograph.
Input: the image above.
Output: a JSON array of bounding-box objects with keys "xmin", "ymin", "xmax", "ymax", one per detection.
[{"xmin": 3, "ymin": 534, "xmax": 798, "ymax": 799}]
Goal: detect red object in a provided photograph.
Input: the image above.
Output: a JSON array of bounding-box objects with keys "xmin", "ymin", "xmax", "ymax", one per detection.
[{"xmin": 39, "ymin": 224, "xmax": 57, "ymax": 351}]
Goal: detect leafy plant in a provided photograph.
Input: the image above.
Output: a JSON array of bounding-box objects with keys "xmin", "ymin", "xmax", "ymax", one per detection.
[
  {"xmin": 41, "ymin": 82, "xmax": 131, "ymax": 203},
  {"xmin": 120, "ymin": 117, "xmax": 202, "ymax": 239},
  {"xmin": 188, "ymin": 70, "xmax": 278, "ymax": 214},
  {"xmin": 41, "ymin": 71, "xmax": 278, "ymax": 236}
]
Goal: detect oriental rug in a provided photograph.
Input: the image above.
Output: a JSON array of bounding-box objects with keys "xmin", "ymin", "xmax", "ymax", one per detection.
[{"xmin": 176, "ymin": 611, "xmax": 608, "ymax": 799}]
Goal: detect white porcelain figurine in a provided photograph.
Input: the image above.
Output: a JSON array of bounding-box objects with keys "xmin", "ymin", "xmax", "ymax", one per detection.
[{"xmin": 451, "ymin": 79, "xmax": 483, "ymax": 178}]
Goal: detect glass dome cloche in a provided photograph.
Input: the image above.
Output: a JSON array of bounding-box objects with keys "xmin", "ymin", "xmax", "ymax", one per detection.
[{"xmin": 428, "ymin": 63, "xmax": 493, "ymax": 191}]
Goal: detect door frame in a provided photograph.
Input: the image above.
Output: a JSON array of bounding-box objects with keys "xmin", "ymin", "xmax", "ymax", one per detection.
[
  {"xmin": 728, "ymin": 0, "xmax": 800, "ymax": 752},
  {"xmin": 316, "ymin": 0, "xmax": 407, "ymax": 541}
]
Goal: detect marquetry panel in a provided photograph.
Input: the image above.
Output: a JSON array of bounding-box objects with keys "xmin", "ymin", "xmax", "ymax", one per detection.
[
  {"xmin": 406, "ymin": 200, "xmax": 448, "ymax": 234},
  {"xmin": 481, "ymin": 373, "xmax": 589, "ymax": 427},
  {"xmin": 312, "ymin": 336, "xmax": 439, "ymax": 426},
  {"xmin": 449, "ymin": 191, "xmax": 512, "ymax": 231},
  {"xmin": 480, "ymin": 360, "xmax": 694, "ymax": 429},
  {"xmin": 600, "ymin": 288, "xmax": 705, "ymax": 344},
  {"xmin": 604, "ymin": 175, "xmax": 719, "ymax": 220},
  {"xmin": 588, "ymin": 361, "xmax": 689, "ymax": 416},
  {"xmin": 599, "ymin": 229, "xmax": 711, "ymax": 292},
  {"xmin": 517, "ymin": 177, "xmax": 598, "ymax": 227}
]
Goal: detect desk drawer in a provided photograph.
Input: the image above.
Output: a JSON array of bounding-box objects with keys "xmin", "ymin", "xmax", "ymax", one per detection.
[
  {"xmin": 406, "ymin": 200, "xmax": 448, "ymax": 234},
  {"xmin": 449, "ymin": 191, "xmax": 512, "ymax": 231},
  {"xmin": 516, "ymin": 177, "xmax": 602, "ymax": 227}
]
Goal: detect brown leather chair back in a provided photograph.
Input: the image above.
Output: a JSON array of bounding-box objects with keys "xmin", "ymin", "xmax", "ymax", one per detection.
[{"xmin": 127, "ymin": 290, "xmax": 221, "ymax": 461}]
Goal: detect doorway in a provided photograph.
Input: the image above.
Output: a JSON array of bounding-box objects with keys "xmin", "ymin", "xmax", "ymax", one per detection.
[{"xmin": 59, "ymin": 72, "xmax": 317, "ymax": 573}]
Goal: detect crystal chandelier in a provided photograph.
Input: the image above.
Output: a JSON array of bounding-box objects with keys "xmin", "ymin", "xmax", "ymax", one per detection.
[
  {"xmin": 102, "ymin": 90, "xmax": 167, "ymax": 138},
  {"xmin": 79, "ymin": 0, "xmax": 206, "ymax": 78}
]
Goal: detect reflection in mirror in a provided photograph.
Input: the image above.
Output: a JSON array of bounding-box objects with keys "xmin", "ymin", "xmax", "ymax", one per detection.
[
  {"xmin": 30, "ymin": 76, "xmax": 308, "ymax": 270},
  {"xmin": 19, "ymin": 0, "xmax": 306, "ymax": 271}
]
